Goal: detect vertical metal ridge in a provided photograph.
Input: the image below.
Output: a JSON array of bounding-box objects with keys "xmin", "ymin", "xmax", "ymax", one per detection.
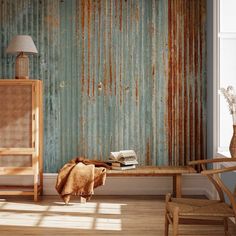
[
  {"xmin": 200, "ymin": 0, "xmax": 207, "ymax": 163},
  {"xmin": 168, "ymin": 0, "xmax": 173, "ymax": 164}
]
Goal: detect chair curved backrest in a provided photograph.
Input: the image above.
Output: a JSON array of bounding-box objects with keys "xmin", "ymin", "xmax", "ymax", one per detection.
[{"xmin": 189, "ymin": 158, "xmax": 236, "ymax": 221}]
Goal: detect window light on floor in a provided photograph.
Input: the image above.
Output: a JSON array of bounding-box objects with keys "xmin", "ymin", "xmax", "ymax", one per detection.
[{"xmin": 0, "ymin": 201, "xmax": 127, "ymax": 231}]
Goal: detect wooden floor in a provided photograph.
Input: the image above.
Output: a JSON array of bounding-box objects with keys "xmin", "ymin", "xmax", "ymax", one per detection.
[{"xmin": 0, "ymin": 195, "xmax": 235, "ymax": 236}]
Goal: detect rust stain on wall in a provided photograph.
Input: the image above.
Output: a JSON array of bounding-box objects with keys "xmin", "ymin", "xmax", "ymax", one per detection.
[
  {"xmin": 87, "ymin": 0, "xmax": 91, "ymax": 97},
  {"xmin": 146, "ymin": 139, "xmax": 150, "ymax": 165},
  {"xmin": 44, "ymin": 16, "xmax": 59, "ymax": 28},
  {"xmin": 135, "ymin": 79, "xmax": 138, "ymax": 105},
  {"xmin": 81, "ymin": 0, "xmax": 85, "ymax": 94},
  {"xmin": 119, "ymin": 0, "xmax": 122, "ymax": 31},
  {"xmin": 168, "ymin": 0, "xmax": 206, "ymax": 166}
]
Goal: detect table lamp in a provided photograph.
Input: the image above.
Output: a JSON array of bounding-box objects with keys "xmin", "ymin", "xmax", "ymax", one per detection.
[{"xmin": 6, "ymin": 35, "xmax": 38, "ymax": 79}]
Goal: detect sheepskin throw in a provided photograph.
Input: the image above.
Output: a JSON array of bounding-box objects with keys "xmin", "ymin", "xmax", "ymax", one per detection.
[{"xmin": 56, "ymin": 157, "xmax": 108, "ymax": 204}]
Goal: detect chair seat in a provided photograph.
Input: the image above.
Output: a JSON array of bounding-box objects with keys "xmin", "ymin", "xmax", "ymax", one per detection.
[
  {"xmin": 164, "ymin": 159, "xmax": 236, "ymax": 236},
  {"xmin": 167, "ymin": 198, "xmax": 234, "ymax": 217}
]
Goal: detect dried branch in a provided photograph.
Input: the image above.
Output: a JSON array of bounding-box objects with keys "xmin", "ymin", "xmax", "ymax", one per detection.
[{"xmin": 220, "ymin": 86, "xmax": 236, "ymax": 115}]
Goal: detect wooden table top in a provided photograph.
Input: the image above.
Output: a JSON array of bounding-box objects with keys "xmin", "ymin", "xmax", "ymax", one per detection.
[{"xmin": 107, "ymin": 166, "xmax": 196, "ymax": 176}]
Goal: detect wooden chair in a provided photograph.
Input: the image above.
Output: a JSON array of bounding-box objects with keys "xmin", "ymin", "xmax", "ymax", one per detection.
[{"xmin": 165, "ymin": 158, "xmax": 236, "ymax": 236}]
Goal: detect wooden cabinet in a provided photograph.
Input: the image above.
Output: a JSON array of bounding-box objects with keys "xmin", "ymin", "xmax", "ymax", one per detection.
[{"xmin": 0, "ymin": 80, "xmax": 43, "ymax": 201}]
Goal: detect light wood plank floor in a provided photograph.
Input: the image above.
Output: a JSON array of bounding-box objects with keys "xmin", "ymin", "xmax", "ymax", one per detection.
[{"xmin": 0, "ymin": 195, "xmax": 235, "ymax": 236}]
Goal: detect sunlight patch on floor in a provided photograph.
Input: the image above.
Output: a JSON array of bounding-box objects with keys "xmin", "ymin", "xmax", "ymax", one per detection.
[
  {"xmin": 39, "ymin": 215, "xmax": 94, "ymax": 229},
  {"xmin": 0, "ymin": 202, "xmax": 48, "ymax": 211},
  {"xmin": 95, "ymin": 218, "xmax": 122, "ymax": 231},
  {"xmin": 98, "ymin": 203, "xmax": 127, "ymax": 214},
  {"xmin": 0, "ymin": 213, "xmax": 122, "ymax": 231},
  {"xmin": 0, "ymin": 212, "xmax": 40, "ymax": 226},
  {"xmin": 0, "ymin": 201, "xmax": 126, "ymax": 231}
]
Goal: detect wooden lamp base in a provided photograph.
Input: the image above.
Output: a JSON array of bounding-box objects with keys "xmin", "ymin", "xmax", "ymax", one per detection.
[{"xmin": 15, "ymin": 52, "xmax": 29, "ymax": 79}]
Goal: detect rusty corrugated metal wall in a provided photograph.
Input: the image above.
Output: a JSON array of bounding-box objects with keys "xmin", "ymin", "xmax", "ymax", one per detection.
[
  {"xmin": 0, "ymin": 0, "xmax": 206, "ymax": 173},
  {"xmin": 168, "ymin": 0, "xmax": 207, "ymax": 166}
]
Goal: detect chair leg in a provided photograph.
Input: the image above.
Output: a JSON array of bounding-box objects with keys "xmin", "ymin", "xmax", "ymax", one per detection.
[
  {"xmin": 172, "ymin": 207, "xmax": 179, "ymax": 236},
  {"xmin": 165, "ymin": 212, "xmax": 169, "ymax": 236},
  {"xmin": 223, "ymin": 218, "xmax": 229, "ymax": 236},
  {"xmin": 165, "ymin": 194, "xmax": 172, "ymax": 236}
]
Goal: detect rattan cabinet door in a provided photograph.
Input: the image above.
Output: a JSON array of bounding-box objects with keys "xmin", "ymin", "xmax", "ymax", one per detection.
[{"xmin": 0, "ymin": 83, "xmax": 33, "ymax": 167}]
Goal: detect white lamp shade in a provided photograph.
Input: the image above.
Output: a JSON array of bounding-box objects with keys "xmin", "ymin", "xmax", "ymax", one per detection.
[{"xmin": 6, "ymin": 35, "xmax": 38, "ymax": 54}]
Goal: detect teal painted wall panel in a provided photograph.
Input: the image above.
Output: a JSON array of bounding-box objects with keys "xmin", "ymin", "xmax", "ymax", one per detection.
[{"xmin": 0, "ymin": 0, "xmax": 206, "ymax": 173}]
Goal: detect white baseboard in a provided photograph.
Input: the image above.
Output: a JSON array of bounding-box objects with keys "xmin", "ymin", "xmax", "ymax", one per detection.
[{"xmin": 0, "ymin": 173, "xmax": 213, "ymax": 196}]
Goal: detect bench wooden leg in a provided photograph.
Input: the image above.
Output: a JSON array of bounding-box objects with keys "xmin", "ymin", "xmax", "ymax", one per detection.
[{"xmin": 173, "ymin": 174, "xmax": 182, "ymax": 198}]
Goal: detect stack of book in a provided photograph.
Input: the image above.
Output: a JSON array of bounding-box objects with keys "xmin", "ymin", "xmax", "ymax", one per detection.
[{"xmin": 108, "ymin": 150, "xmax": 138, "ymax": 170}]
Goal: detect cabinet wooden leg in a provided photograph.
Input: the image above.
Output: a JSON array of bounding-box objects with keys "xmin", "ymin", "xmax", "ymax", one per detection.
[
  {"xmin": 40, "ymin": 171, "xmax": 43, "ymax": 195},
  {"xmin": 34, "ymin": 174, "xmax": 38, "ymax": 201}
]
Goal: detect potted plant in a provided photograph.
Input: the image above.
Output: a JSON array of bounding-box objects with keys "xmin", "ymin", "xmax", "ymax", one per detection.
[{"xmin": 220, "ymin": 86, "xmax": 236, "ymax": 157}]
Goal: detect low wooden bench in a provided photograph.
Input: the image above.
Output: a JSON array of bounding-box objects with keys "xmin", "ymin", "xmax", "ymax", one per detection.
[{"xmin": 106, "ymin": 166, "xmax": 196, "ymax": 198}]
